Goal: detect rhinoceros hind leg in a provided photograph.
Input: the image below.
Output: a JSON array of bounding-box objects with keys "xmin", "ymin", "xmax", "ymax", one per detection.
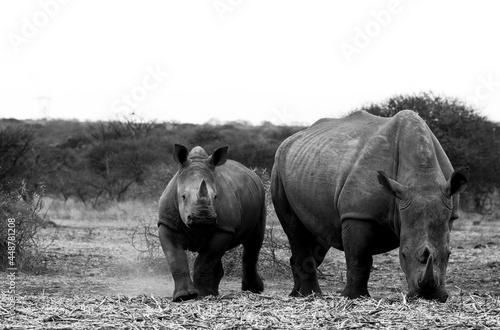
[
  {"xmin": 286, "ymin": 221, "xmax": 323, "ymax": 297},
  {"xmin": 289, "ymin": 256, "xmax": 301, "ymax": 296},
  {"xmin": 194, "ymin": 259, "xmax": 223, "ymax": 297},
  {"xmin": 272, "ymin": 170, "xmax": 322, "ymax": 297},
  {"xmin": 288, "ymin": 242, "xmax": 328, "ymax": 297},
  {"xmin": 242, "ymin": 271, "xmax": 264, "ymax": 293},
  {"xmin": 242, "ymin": 208, "xmax": 266, "ymax": 293},
  {"xmin": 341, "ymin": 219, "xmax": 376, "ymax": 299}
]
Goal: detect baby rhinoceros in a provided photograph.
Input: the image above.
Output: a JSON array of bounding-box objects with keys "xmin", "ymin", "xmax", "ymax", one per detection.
[{"xmin": 158, "ymin": 144, "xmax": 266, "ymax": 302}]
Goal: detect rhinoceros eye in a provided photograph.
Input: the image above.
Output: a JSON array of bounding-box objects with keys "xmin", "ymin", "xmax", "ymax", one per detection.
[
  {"xmin": 214, "ymin": 194, "xmax": 218, "ymax": 200},
  {"xmin": 181, "ymin": 194, "xmax": 186, "ymax": 201}
]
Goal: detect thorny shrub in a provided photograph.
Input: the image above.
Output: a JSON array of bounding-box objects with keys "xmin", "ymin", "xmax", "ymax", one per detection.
[{"xmin": 0, "ymin": 181, "xmax": 53, "ymax": 272}]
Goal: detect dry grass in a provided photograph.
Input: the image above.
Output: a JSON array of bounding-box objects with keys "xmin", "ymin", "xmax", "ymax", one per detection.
[
  {"xmin": 4, "ymin": 198, "xmax": 500, "ymax": 329},
  {"xmin": 3, "ymin": 292, "xmax": 500, "ymax": 329}
]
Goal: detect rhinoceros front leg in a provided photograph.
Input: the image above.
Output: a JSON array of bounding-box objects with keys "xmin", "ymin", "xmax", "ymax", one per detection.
[
  {"xmin": 158, "ymin": 225, "xmax": 198, "ymax": 302},
  {"xmin": 341, "ymin": 219, "xmax": 376, "ymax": 299},
  {"xmin": 193, "ymin": 232, "xmax": 232, "ymax": 297}
]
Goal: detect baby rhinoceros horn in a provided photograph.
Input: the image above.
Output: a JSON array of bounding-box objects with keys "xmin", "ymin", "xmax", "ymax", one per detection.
[{"xmin": 199, "ymin": 179, "xmax": 208, "ymax": 198}]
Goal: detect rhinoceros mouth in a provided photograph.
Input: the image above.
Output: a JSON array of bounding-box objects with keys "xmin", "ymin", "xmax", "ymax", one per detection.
[
  {"xmin": 406, "ymin": 254, "xmax": 449, "ymax": 302},
  {"xmin": 186, "ymin": 213, "xmax": 218, "ymax": 228},
  {"xmin": 406, "ymin": 287, "xmax": 449, "ymax": 303}
]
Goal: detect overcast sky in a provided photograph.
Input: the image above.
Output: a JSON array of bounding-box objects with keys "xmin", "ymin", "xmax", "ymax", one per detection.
[{"xmin": 1, "ymin": 1, "xmax": 499, "ymax": 125}]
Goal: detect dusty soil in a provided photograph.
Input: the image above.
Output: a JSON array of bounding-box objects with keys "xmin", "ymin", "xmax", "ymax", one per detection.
[
  {"xmin": 12, "ymin": 218, "xmax": 299, "ymax": 298},
  {"xmin": 14, "ymin": 216, "xmax": 500, "ymax": 299}
]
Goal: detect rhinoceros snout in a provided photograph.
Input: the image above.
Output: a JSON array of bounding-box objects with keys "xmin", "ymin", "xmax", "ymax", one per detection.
[
  {"xmin": 407, "ymin": 255, "xmax": 449, "ymax": 302},
  {"xmin": 407, "ymin": 287, "xmax": 449, "ymax": 303},
  {"xmin": 186, "ymin": 213, "xmax": 218, "ymax": 228}
]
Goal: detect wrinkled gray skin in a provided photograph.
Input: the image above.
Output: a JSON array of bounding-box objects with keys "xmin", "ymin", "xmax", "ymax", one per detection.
[
  {"xmin": 158, "ymin": 144, "xmax": 266, "ymax": 302},
  {"xmin": 271, "ymin": 110, "xmax": 469, "ymax": 302}
]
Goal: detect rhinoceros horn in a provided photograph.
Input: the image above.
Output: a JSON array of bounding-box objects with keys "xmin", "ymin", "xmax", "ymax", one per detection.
[
  {"xmin": 420, "ymin": 254, "xmax": 437, "ymax": 288},
  {"xmin": 199, "ymin": 180, "xmax": 208, "ymax": 198}
]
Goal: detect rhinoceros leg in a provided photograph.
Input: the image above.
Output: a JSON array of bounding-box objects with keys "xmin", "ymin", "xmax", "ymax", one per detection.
[
  {"xmin": 158, "ymin": 225, "xmax": 199, "ymax": 302},
  {"xmin": 272, "ymin": 168, "xmax": 322, "ymax": 297},
  {"xmin": 193, "ymin": 232, "xmax": 232, "ymax": 297},
  {"xmin": 287, "ymin": 241, "xmax": 328, "ymax": 296},
  {"xmin": 282, "ymin": 218, "xmax": 323, "ymax": 296},
  {"xmin": 341, "ymin": 219, "xmax": 377, "ymax": 299},
  {"xmin": 241, "ymin": 209, "xmax": 265, "ymax": 293}
]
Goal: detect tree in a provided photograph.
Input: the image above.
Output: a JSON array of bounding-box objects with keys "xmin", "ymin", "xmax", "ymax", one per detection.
[{"xmin": 0, "ymin": 125, "xmax": 34, "ymax": 191}]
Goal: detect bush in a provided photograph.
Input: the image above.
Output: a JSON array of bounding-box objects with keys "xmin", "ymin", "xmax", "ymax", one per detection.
[
  {"xmin": 0, "ymin": 125, "xmax": 35, "ymax": 192},
  {"xmin": 127, "ymin": 162, "xmax": 177, "ymax": 201},
  {"xmin": 0, "ymin": 182, "xmax": 49, "ymax": 272}
]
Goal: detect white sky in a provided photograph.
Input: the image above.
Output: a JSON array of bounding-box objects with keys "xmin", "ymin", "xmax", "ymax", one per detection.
[{"xmin": 1, "ymin": 0, "xmax": 499, "ymax": 125}]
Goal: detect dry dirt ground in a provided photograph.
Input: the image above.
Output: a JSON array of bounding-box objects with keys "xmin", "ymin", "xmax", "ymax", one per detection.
[{"xmin": 2, "ymin": 214, "xmax": 500, "ymax": 329}]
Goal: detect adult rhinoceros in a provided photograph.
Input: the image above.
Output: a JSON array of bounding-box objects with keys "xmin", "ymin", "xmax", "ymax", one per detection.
[
  {"xmin": 158, "ymin": 144, "xmax": 266, "ymax": 301},
  {"xmin": 271, "ymin": 110, "xmax": 468, "ymax": 302}
]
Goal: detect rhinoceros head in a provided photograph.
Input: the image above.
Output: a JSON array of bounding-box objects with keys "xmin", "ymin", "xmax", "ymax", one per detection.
[
  {"xmin": 173, "ymin": 144, "xmax": 228, "ymax": 229},
  {"xmin": 377, "ymin": 167, "xmax": 469, "ymax": 302}
]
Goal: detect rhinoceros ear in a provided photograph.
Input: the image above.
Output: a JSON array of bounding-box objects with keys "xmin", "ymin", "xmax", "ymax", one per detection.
[
  {"xmin": 208, "ymin": 145, "xmax": 228, "ymax": 167},
  {"xmin": 445, "ymin": 166, "xmax": 469, "ymax": 196},
  {"xmin": 377, "ymin": 171, "xmax": 406, "ymax": 199},
  {"xmin": 173, "ymin": 143, "xmax": 189, "ymax": 165}
]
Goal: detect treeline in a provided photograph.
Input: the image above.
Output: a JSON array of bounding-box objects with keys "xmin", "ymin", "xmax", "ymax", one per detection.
[
  {"xmin": 0, "ymin": 117, "xmax": 303, "ymax": 207},
  {"xmin": 1, "ymin": 92, "xmax": 499, "ymax": 210}
]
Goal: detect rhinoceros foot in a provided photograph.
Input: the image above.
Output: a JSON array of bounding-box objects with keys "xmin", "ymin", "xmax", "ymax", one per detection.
[
  {"xmin": 341, "ymin": 286, "xmax": 370, "ymax": 299},
  {"xmin": 242, "ymin": 274, "xmax": 264, "ymax": 293},
  {"xmin": 290, "ymin": 280, "xmax": 322, "ymax": 297},
  {"xmin": 173, "ymin": 287, "xmax": 199, "ymax": 302},
  {"xmin": 197, "ymin": 286, "xmax": 220, "ymax": 298}
]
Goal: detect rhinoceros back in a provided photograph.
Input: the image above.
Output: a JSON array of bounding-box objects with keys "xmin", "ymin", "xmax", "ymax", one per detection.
[{"xmin": 274, "ymin": 110, "xmax": 457, "ymax": 239}]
